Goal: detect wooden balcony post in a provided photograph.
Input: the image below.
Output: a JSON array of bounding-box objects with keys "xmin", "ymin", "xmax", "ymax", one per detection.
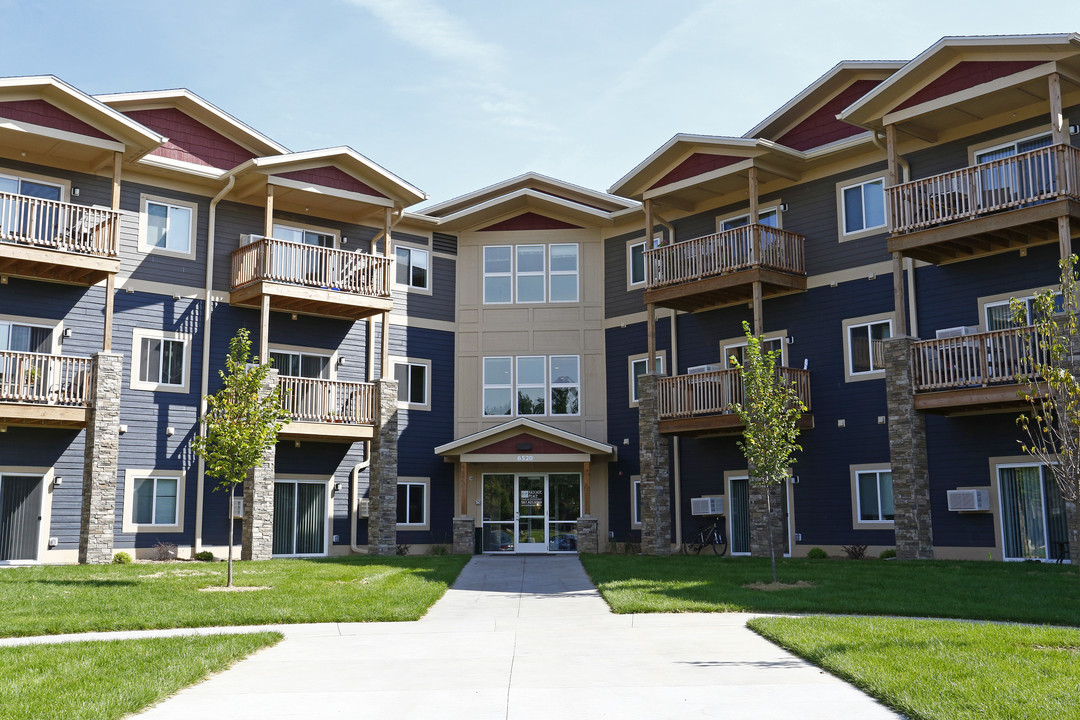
[
  {"xmin": 380, "ymin": 207, "xmax": 392, "ymax": 378},
  {"xmin": 1050, "ymin": 73, "xmax": 1065, "ymax": 145},
  {"xmin": 460, "ymin": 461, "xmax": 468, "ymax": 516},
  {"xmin": 264, "ymin": 185, "xmax": 274, "ymax": 238},
  {"xmin": 752, "ymin": 282, "xmax": 763, "ymax": 336},
  {"xmin": 583, "ymin": 461, "xmax": 591, "ymax": 515},
  {"xmin": 647, "ymin": 302, "xmax": 657, "ymax": 373},
  {"xmin": 259, "ymin": 294, "xmax": 270, "ymax": 363},
  {"xmin": 1049, "ymin": 75, "xmax": 1073, "ymax": 261},
  {"xmin": 111, "ymin": 152, "xmax": 122, "ymax": 212},
  {"xmin": 892, "ymin": 252, "xmax": 908, "ymax": 336},
  {"xmin": 103, "ymin": 274, "xmax": 114, "ymax": 352},
  {"xmin": 885, "ymin": 125, "xmax": 898, "ymax": 187}
]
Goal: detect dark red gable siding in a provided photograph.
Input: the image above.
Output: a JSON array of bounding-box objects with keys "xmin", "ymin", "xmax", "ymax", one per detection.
[
  {"xmin": 894, "ymin": 60, "xmax": 1043, "ymax": 112},
  {"xmin": 126, "ymin": 108, "xmax": 256, "ymax": 169},
  {"xmin": 648, "ymin": 153, "xmax": 743, "ymax": 190},
  {"xmin": 277, "ymin": 166, "xmax": 387, "ymax": 199},
  {"xmin": 776, "ymin": 79, "xmax": 882, "ymax": 151},
  {"xmin": 478, "ymin": 212, "xmax": 583, "ymax": 232},
  {"xmin": 0, "ymin": 100, "xmax": 112, "ymax": 141},
  {"xmin": 475, "ymin": 433, "xmax": 582, "ymax": 455}
]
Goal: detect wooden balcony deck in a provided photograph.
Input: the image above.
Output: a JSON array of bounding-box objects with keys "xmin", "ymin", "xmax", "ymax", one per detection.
[
  {"xmin": 642, "ymin": 225, "xmax": 806, "ymax": 312},
  {"xmin": 277, "ymin": 377, "xmax": 376, "ymax": 443},
  {"xmin": 911, "ymin": 326, "xmax": 1044, "ymax": 414},
  {"xmin": 887, "ymin": 144, "xmax": 1080, "ymax": 264},
  {"xmin": 0, "ymin": 351, "xmax": 92, "ymax": 428},
  {"xmin": 0, "ymin": 193, "xmax": 121, "ymax": 285},
  {"xmin": 656, "ymin": 367, "xmax": 813, "ymax": 436},
  {"xmin": 230, "ymin": 237, "xmax": 393, "ymax": 321}
]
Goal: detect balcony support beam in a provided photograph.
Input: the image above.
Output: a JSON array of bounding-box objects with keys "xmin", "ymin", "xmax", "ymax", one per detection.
[
  {"xmin": 259, "ymin": 294, "xmax": 270, "ymax": 364},
  {"xmin": 892, "ymin": 252, "xmax": 907, "ymax": 336},
  {"xmin": 381, "ymin": 207, "xmax": 392, "ymax": 378},
  {"xmin": 264, "ymin": 185, "xmax": 274, "ymax": 237},
  {"xmin": 110, "ymin": 152, "xmax": 121, "ymax": 212},
  {"xmin": 103, "ymin": 274, "xmax": 114, "ymax": 352}
]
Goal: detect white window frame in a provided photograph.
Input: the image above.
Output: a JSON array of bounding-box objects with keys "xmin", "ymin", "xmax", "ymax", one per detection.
[
  {"xmin": 483, "ymin": 356, "xmax": 513, "ymax": 417},
  {"xmin": 972, "ymin": 131, "xmax": 1054, "ymax": 165},
  {"xmin": 396, "ymin": 477, "xmax": 430, "ymax": 529},
  {"xmin": 391, "ymin": 356, "xmax": 431, "ymax": 410},
  {"xmin": 271, "ymin": 221, "xmax": 339, "ymax": 248},
  {"xmin": 268, "ymin": 345, "xmax": 335, "ymax": 380},
  {"xmin": 836, "ymin": 173, "xmax": 887, "ymax": 241},
  {"xmin": 481, "ymin": 354, "xmax": 582, "ymax": 418},
  {"xmin": 515, "ymin": 244, "xmax": 546, "ymax": 303},
  {"xmin": 138, "ymin": 194, "xmax": 197, "ymax": 260},
  {"xmin": 841, "ymin": 313, "xmax": 894, "ymax": 383},
  {"xmin": 516, "ymin": 355, "xmax": 547, "ymax": 416},
  {"xmin": 850, "ymin": 465, "xmax": 894, "ymax": 529},
  {"xmin": 715, "ymin": 205, "xmax": 781, "ymax": 232},
  {"xmin": 122, "ymin": 468, "xmax": 185, "ymax": 534},
  {"xmin": 130, "ymin": 328, "xmax": 191, "ymax": 393},
  {"xmin": 549, "ymin": 355, "xmax": 581, "ymax": 417},
  {"xmin": 722, "ymin": 332, "xmax": 787, "ymax": 369},
  {"xmin": 548, "ymin": 243, "xmax": 579, "ymax": 303},
  {"xmin": 628, "ymin": 351, "xmax": 666, "ymax": 407},
  {"xmin": 627, "ymin": 235, "xmax": 662, "ymax": 290},
  {"xmin": 0, "ymin": 171, "xmax": 67, "ymax": 201},
  {"xmin": 393, "ymin": 242, "xmax": 432, "ymax": 294},
  {"xmin": 273, "ymin": 475, "xmax": 332, "ymax": 558},
  {"xmin": 483, "ymin": 245, "xmax": 513, "ymax": 305},
  {"xmin": 0, "ymin": 314, "xmax": 61, "ymax": 354},
  {"xmin": 979, "ymin": 286, "xmax": 1061, "ymax": 332},
  {"xmin": 0, "ymin": 465, "xmax": 54, "ymax": 563},
  {"xmin": 631, "ymin": 476, "xmax": 642, "ymax": 529}
]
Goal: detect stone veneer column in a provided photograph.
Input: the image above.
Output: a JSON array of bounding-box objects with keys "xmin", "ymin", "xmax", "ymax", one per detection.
[
  {"xmin": 79, "ymin": 352, "xmax": 123, "ymax": 564},
  {"xmin": 242, "ymin": 369, "xmax": 279, "ymax": 561},
  {"xmin": 884, "ymin": 336, "xmax": 933, "ymax": 560},
  {"xmin": 452, "ymin": 517, "xmax": 474, "ymax": 555},
  {"xmin": 368, "ymin": 379, "xmax": 398, "ymax": 556},
  {"xmin": 748, "ymin": 481, "xmax": 786, "ymax": 558},
  {"xmin": 575, "ymin": 516, "xmax": 599, "ymax": 554},
  {"xmin": 638, "ymin": 374, "xmax": 672, "ymax": 555}
]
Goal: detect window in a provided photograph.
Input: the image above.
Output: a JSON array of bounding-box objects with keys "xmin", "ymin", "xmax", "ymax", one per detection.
[
  {"xmin": 122, "ymin": 469, "xmax": 184, "ymax": 533},
  {"xmin": 974, "ymin": 133, "xmax": 1053, "ymax": 164},
  {"xmin": 841, "ymin": 178, "xmax": 886, "ymax": 235},
  {"xmin": 0, "ymin": 174, "xmax": 64, "ymax": 243},
  {"xmin": 273, "ymin": 479, "xmax": 328, "ymax": 556},
  {"xmin": 482, "ymin": 355, "xmax": 580, "ymax": 417},
  {"xmin": 395, "ymin": 245, "xmax": 430, "ymax": 290},
  {"xmin": 393, "ymin": 359, "xmax": 429, "ymax": 408},
  {"xmin": 273, "ymin": 224, "xmax": 334, "ymax": 248},
  {"xmin": 629, "ymin": 354, "xmax": 665, "ymax": 405},
  {"xmin": 984, "ymin": 293, "xmax": 1062, "ymax": 331},
  {"xmin": 998, "ymin": 463, "xmax": 1068, "ymax": 561},
  {"xmin": 847, "ymin": 319, "xmax": 891, "ymax": 376},
  {"xmin": 483, "ymin": 244, "xmax": 580, "ymax": 304},
  {"xmin": 131, "ymin": 329, "xmax": 191, "ymax": 393},
  {"xmin": 725, "ymin": 338, "xmax": 784, "ymax": 368},
  {"xmin": 0, "ymin": 320, "xmax": 52, "ymax": 353},
  {"xmin": 628, "ymin": 235, "xmax": 661, "ymax": 288},
  {"xmin": 855, "ymin": 469, "xmax": 894, "ymax": 523},
  {"xmin": 396, "ymin": 480, "xmax": 427, "ymax": 526},
  {"xmin": 720, "ymin": 207, "xmax": 779, "ymax": 231},
  {"xmin": 269, "ymin": 350, "xmax": 331, "ymax": 379},
  {"xmin": 632, "ymin": 478, "xmax": 642, "ymax": 527},
  {"xmin": 140, "ymin": 196, "xmax": 196, "ymax": 258}
]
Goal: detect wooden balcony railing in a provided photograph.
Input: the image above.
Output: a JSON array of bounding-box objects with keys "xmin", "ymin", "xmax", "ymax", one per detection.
[
  {"xmin": 279, "ymin": 377, "xmax": 375, "ymax": 425},
  {"xmin": 889, "ymin": 144, "xmax": 1080, "ymax": 235},
  {"xmin": 911, "ymin": 326, "xmax": 1047, "ymax": 393},
  {"xmin": 0, "ymin": 351, "xmax": 93, "ymax": 406},
  {"xmin": 657, "ymin": 367, "xmax": 811, "ymax": 420},
  {"xmin": 0, "ymin": 193, "xmax": 120, "ymax": 257},
  {"xmin": 644, "ymin": 225, "xmax": 805, "ymax": 290},
  {"xmin": 231, "ymin": 237, "xmax": 393, "ymax": 298}
]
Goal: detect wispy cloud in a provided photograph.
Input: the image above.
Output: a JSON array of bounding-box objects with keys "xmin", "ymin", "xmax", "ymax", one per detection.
[{"xmin": 345, "ymin": 0, "xmax": 552, "ymax": 133}]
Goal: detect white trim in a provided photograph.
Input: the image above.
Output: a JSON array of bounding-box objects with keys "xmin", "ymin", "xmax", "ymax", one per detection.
[
  {"xmin": 390, "ymin": 356, "xmax": 431, "ymax": 410},
  {"xmin": 138, "ymin": 194, "xmax": 198, "ymax": 261},
  {"xmin": 516, "ymin": 244, "xmax": 546, "ymax": 303},
  {"xmin": 130, "ymin": 328, "xmax": 192, "ymax": 393},
  {"xmin": 434, "ymin": 417, "xmax": 615, "ymax": 457},
  {"xmin": 122, "ymin": 468, "xmax": 186, "ymax": 534},
  {"xmin": 483, "ymin": 245, "xmax": 513, "ymax": 305},
  {"xmin": 0, "ymin": 466, "xmax": 52, "ymax": 564},
  {"xmin": 272, "ymin": 475, "xmax": 333, "ymax": 558},
  {"xmin": 839, "ymin": 176, "xmax": 887, "ymax": 239},
  {"xmin": 396, "ymin": 477, "xmax": 430, "ymax": 530},
  {"xmin": 393, "ymin": 241, "xmax": 432, "ymax": 295},
  {"xmin": 630, "ymin": 475, "xmax": 642, "ymax": 529},
  {"xmin": 0, "ymin": 168, "xmax": 69, "ymax": 202},
  {"xmin": 841, "ymin": 312, "xmax": 894, "ymax": 383},
  {"xmin": 267, "ymin": 344, "xmax": 336, "ymax": 380},
  {"xmin": 0, "ymin": 314, "xmax": 62, "ymax": 354},
  {"xmin": 722, "ymin": 331, "xmax": 787, "ymax": 369},
  {"xmin": 715, "ymin": 205, "xmax": 782, "ymax": 233},
  {"xmin": 271, "ymin": 220, "xmax": 340, "ymax": 249},
  {"xmin": 850, "ymin": 464, "xmax": 894, "ymax": 529},
  {"xmin": 548, "ymin": 243, "xmax": 579, "ymax": 303},
  {"xmin": 0, "ymin": 117, "xmax": 125, "ymax": 153},
  {"xmin": 628, "ymin": 351, "xmax": 665, "ymax": 407}
]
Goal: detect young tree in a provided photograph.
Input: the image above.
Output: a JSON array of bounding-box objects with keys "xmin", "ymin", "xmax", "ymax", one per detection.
[
  {"xmin": 192, "ymin": 328, "xmax": 290, "ymax": 587},
  {"xmin": 1013, "ymin": 255, "xmax": 1080, "ymax": 572},
  {"xmin": 730, "ymin": 321, "xmax": 807, "ymax": 583}
]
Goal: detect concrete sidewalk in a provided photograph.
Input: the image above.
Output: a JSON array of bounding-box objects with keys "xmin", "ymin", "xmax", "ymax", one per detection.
[{"xmin": 121, "ymin": 554, "xmax": 901, "ymax": 719}]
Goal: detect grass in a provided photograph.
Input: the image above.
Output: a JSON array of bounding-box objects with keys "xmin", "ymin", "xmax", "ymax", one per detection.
[
  {"xmin": 579, "ymin": 555, "xmax": 1080, "ymax": 624},
  {"xmin": 748, "ymin": 616, "xmax": 1080, "ymax": 720},
  {"xmin": 0, "ymin": 632, "xmax": 280, "ymax": 720},
  {"xmin": 0, "ymin": 555, "xmax": 469, "ymax": 637}
]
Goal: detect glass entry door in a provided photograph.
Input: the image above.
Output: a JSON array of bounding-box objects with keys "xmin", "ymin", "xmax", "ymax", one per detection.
[
  {"xmin": 272, "ymin": 480, "xmax": 327, "ymax": 556},
  {"xmin": 482, "ymin": 473, "xmax": 581, "ymax": 553},
  {"xmin": 516, "ymin": 476, "xmax": 546, "ymax": 552}
]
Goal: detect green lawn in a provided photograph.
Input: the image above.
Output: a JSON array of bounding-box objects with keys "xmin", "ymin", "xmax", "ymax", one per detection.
[
  {"xmin": 0, "ymin": 633, "xmax": 280, "ymax": 720},
  {"xmin": 579, "ymin": 555, "xmax": 1080, "ymax": 624},
  {"xmin": 749, "ymin": 616, "xmax": 1080, "ymax": 720},
  {"xmin": 0, "ymin": 555, "xmax": 469, "ymax": 637}
]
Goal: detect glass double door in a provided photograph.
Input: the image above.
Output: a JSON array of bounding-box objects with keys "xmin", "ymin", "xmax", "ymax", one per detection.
[{"xmin": 482, "ymin": 473, "xmax": 581, "ymax": 553}]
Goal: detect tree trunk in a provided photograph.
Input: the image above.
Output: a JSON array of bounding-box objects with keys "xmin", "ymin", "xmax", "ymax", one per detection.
[
  {"xmin": 227, "ymin": 484, "xmax": 235, "ymax": 588},
  {"xmin": 765, "ymin": 476, "xmax": 777, "ymax": 584}
]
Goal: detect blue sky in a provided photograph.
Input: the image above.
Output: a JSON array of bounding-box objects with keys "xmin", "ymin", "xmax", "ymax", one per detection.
[{"xmin": 4, "ymin": 1, "xmax": 1079, "ymax": 207}]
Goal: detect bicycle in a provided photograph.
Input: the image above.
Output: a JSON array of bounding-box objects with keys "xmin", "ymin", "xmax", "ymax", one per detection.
[{"xmin": 681, "ymin": 518, "xmax": 728, "ymax": 556}]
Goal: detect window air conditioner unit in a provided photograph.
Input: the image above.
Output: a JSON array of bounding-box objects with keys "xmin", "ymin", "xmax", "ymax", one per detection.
[
  {"xmin": 935, "ymin": 326, "xmax": 978, "ymax": 339},
  {"xmin": 691, "ymin": 497, "xmax": 724, "ymax": 515},
  {"xmin": 947, "ymin": 489, "xmax": 990, "ymax": 512},
  {"xmin": 240, "ymin": 233, "xmax": 264, "ymax": 246},
  {"xmin": 359, "ymin": 498, "xmax": 371, "ymax": 518},
  {"xmin": 687, "ymin": 364, "xmax": 722, "ymax": 374},
  {"xmin": 231, "ymin": 496, "xmax": 244, "ymax": 520}
]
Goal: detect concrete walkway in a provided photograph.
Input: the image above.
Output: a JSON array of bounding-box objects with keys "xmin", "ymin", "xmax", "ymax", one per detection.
[{"xmin": 102, "ymin": 554, "xmax": 901, "ymax": 719}]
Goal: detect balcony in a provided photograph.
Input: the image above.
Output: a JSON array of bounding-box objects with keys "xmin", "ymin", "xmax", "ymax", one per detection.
[
  {"xmin": 910, "ymin": 326, "xmax": 1044, "ymax": 413},
  {"xmin": 0, "ymin": 351, "xmax": 92, "ymax": 428},
  {"xmin": 230, "ymin": 237, "xmax": 394, "ymax": 321},
  {"xmin": 887, "ymin": 144, "xmax": 1080, "ymax": 264},
  {"xmin": 643, "ymin": 225, "xmax": 806, "ymax": 312},
  {"xmin": 656, "ymin": 367, "xmax": 813, "ymax": 436},
  {"xmin": 277, "ymin": 377, "xmax": 376, "ymax": 443},
  {"xmin": 0, "ymin": 193, "xmax": 121, "ymax": 285}
]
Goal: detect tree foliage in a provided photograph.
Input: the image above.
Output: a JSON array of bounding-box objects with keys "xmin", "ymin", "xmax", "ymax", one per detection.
[{"xmin": 730, "ymin": 321, "xmax": 807, "ymax": 582}]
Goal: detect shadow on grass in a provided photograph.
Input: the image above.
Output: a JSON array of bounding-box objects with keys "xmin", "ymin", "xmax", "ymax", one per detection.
[{"xmin": 29, "ymin": 579, "xmax": 139, "ymax": 588}]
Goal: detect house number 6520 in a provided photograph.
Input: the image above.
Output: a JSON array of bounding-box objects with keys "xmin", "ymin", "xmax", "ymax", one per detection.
[{"xmin": 517, "ymin": 455, "xmax": 534, "ymax": 462}]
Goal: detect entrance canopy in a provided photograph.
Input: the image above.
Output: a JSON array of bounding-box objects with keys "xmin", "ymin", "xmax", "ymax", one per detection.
[{"xmin": 434, "ymin": 418, "xmax": 616, "ymax": 463}]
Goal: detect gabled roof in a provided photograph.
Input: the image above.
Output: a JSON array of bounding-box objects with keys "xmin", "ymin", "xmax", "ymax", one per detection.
[
  {"xmin": 839, "ymin": 33, "xmax": 1080, "ymax": 130},
  {"xmin": 0, "ymin": 75, "xmax": 164, "ymax": 164},
  {"xmin": 423, "ymin": 172, "xmax": 636, "ymax": 217},
  {"xmin": 434, "ymin": 417, "xmax": 615, "ymax": 460}
]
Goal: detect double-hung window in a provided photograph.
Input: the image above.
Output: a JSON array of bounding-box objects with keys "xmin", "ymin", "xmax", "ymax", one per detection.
[
  {"xmin": 483, "ymin": 244, "xmax": 580, "ymax": 304},
  {"xmin": 141, "ymin": 196, "xmax": 196, "ymax": 258},
  {"xmin": 483, "ymin": 357, "xmax": 513, "ymax": 416},
  {"xmin": 855, "ymin": 469, "xmax": 894, "ymax": 523},
  {"xmin": 140, "ymin": 337, "xmax": 185, "ymax": 386},
  {"xmin": 630, "ymin": 355, "xmax": 664, "ymax": 404},
  {"xmin": 847, "ymin": 319, "xmax": 891, "ymax": 376},
  {"xmin": 396, "ymin": 481, "xmax": 427, "ymax": 526},
  {"xmin": 549, "ymin": 356, "xmax": 580, "ymax": 415},
  {"xmin": 395, "ymin": 245, "xmax": 430, "ymax": 290},
  {"xmin": 628, "ymin": 236, "xmax": 661, "ymax": 287},
  {"xmin": 393, "ymin": 360, "xmax": 429, "ymax": 408},
  {"xmin": 841, "ymin": 178, "xmax": 886, "ymax": 235},
  {"xmin": 482, "ymin": 355, "xmax": 580, "ymax": 417},
  {"xmin": 516, "ymin": 245, "xmax": 545, "ymax": 302},
  {"xmin": 483, "ymin": 246, "xmax": 513, "ymax": 304},
  {"xmin": 549, "ymin": 244, "xmax": 579, "ymax": 302},
  {"xmin": 132, "ymin": 476, "xmax": 179, "ymax": 526},
  {"xmin": 516, "ymin": 356, "xmax": 546, "ymax": 415}
]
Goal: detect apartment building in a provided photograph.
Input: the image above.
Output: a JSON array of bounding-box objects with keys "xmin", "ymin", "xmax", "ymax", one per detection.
[{"xmin": 0, "ymin": 33, "xmax": 1078, "ymax": 564}]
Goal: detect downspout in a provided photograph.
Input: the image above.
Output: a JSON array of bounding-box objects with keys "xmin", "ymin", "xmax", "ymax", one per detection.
[
  {"xmin": 873, "ymin": 131, "xmax": 919, "ymax": 337},
  {"xmin": 193, "ymin": 174, "xmax": 236, "ymax": 555},
  {"xmin": 656, "ymin": 214, "xmax": 682, "ymax": 550},
  {"xmin": 350, "ymin": 451, "xmax": 372, "ymax": 554}
]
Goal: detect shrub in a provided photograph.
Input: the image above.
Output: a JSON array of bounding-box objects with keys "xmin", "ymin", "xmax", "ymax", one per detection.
[
  {"xmin": 806, "ymin": 547, "xmax": 828, "ymax": 559},
  {"xmin": 194, "ymin": 550, "xmax": 215, "ymax": 562},
  {"xmin": 153, "ymin": 541, "xmax": 178, "ymax": 561},
  {"xmin": 842, "ymin": 544, "xmax": 868, "ymax": 560},
  {"xmin": 428, "ymin": 544, "xmax": 449, "ymax": 556},
  {"xmin": 879, "ymin": 548, "xmax": 897, "ymax": 560},
  {"xmin": 396, "ymin": 543, "xmax": 411, "ymax": 556},
  {"xmin": 112, "ymin": 552, "xmax": 133, "ymax": 565}
]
